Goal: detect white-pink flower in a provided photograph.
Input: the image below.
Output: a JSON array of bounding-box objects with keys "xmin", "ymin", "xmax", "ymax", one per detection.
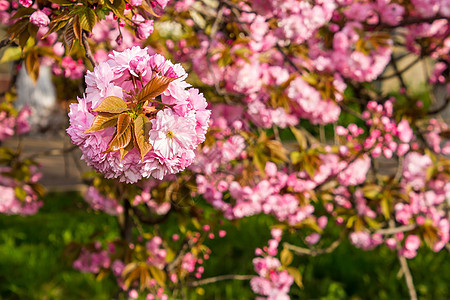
[{"xmin": 149, "ymin": 109, "xmax": 196, "ymax": 159}]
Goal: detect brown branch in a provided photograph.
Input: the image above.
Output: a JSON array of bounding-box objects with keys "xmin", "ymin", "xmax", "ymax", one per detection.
[
  {"xmin": 165, "ymin": 238, "xmax": 196, "ymax": 273},
  {"xmin": 376, "ymin": 224, "xmax": 416, "ymax": 235},
  {"xmin": 338, "ymin": 102, "xmax": 363, "ymax": 119},
  {"xmin": 81, "ymin": 31, "xmax": 97, "ymax": 68},
  {"xmin": 276, "ymin": 44, "xmax": 302, "ymax": 74},
  {"xmin": 0, "ymin": 39, "xmax": 11, "ymax": 50},
  {"xmin": 398, "ymin": 255, "xmax": 418, "ymax": 300},
  {"xmin": 378, "ymin": 14, "xmax": 450, "ymax": 29},
  {"xmin": 315, "ymin": 150, "xmax": 366, "ymax": 190},
  {"xmin": 189, "ymin": 274, "xmax": 254, "ymax": 287},
  {"xmin": 391, "ymin": 55, "xmax": 408, "ymax": 91},
  {"xmin": 283, "ymin": 239, "xmax": 341, "ymax": 257},
  {"xmin": 387, "ymin": 220, "xmax": 417, "ymax": 300},
  {"xmin": 131, "ymin": 205, "xmax": 171, "ymax": 225},
  {"xmin": 427, "ymin": 97, "xmax": 449, "ymax": 115},
  {"xmin": 379, "ymin": 58, "xmax": 420, "ymax": 80}
]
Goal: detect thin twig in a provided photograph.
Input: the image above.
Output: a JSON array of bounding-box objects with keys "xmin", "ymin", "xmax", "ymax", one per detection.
[
  {"xmin": 189, "ymin": 274, "xmax": 254, "ymax": 287},
  {"xmin": 379, "ymin": 58, "xmax": 420, "ymax": 80},
  {"xmin": 378, "ymin": 14, "xmax": 450, "ymax": 29},
  {"xmin": 391, "ymin": 55, "xmax": 408, "ymax": 91},
  {"xmin": 276, "ymin": 44, "xmax": 302, "ymax": 73},
  {"xmin": 283, "ymin": 239, "xmax": 341, "ymax": 257},
  {"xmin": 389, "ymin": 220, "xmax": 417, "ymax": 300},
  {"xmin": 427, "ymin": 97, "xmax": 449, "ymax": 115},
  {"xmin": 165, "ymin": 238, "xmax": 195, "ymax": 273},
  {"xmin": 81, "ymin": 31, "xmax": 97, "ymax": 68},
  {"xmin": 0, "ymin": 39, "xmax": 11, "ymax": 49},
  {"xmin": 376, "ymin": 224, "xmax": 416, "ymax": 235},
  {"xmin": 398, "ymin": 255, "xmax": 418, "ymax": 300}
]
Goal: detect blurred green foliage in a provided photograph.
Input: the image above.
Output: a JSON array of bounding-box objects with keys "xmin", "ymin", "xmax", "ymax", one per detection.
[{"xmin": 0, "ymin": 192, "xmax": 448, "ymax": 299}]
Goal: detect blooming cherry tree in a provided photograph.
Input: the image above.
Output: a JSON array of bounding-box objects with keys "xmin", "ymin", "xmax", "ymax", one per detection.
[{"xmin": 0, "ymin": 0, "xmax": 449, "ymax": 299}]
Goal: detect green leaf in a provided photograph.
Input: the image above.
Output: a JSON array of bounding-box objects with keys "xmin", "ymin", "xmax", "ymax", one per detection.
[
  {"xmin": 286, "ymin": 267, "xmax": 303, "ymax": 288},
  {"xmin": 72, "ymin": 15, "xmax": 82, "ymax": 41},
  {"xmin": 49, "ymin": 0, "xmax": 75, "ymax": 5},
  {"xmin": 14, "ymin": 187, "xmax": 27, "ymax": 201},
  {"xmin": 7, "ymin": 18, "xmax": 29, "ymax": 41},
  {"xmin": 149, "ymin": 266, "xmax": 166, "ymax": 287},
  {"xmin": 25, "ymin": 50, "xmax": 40, "ymax": 83},
  {"xmin": 0, "ymin": 47, "xmax": 22, "ymax": 63},
  {"xmin": 280, "ymin": 248, "xmax": 293, "ymax": 267},
  {"xmin": 84, "ymin": 113, "xmax": 119, "ymax": 133},
  {"xmin": 64, "ymin": 20, "xmax": 76, "ymax": 52},
  {"xmin": 11, "ymin": 7, "xmax": 35, "ymax": 20},
  {"xmin": 380, "ymin": 197, "xmax": 390, "ymax": 220},
  {"xmin": 137, "ymin": 75, "xmax": 177, "ymax": 103},
  {"xmin": 290, "ymin": 126, "xmax": 307, "ymax": 150},
  {"xmin": 133, "ymin": 115, "xmax": 153, "ymax": 159},
  {"xmin": 80, "ymin": 7, "xmax": 97, "ymax": 32},
  {"xmin": 105, "ymin": 0, "xmax": 126, "ymax": 18},
  {"xmin": 93, "ymin": 96, "xmax": 129, "ymax": 114},
  {"xmin": 18, "ymin": 28, "xmax": 30, "ymax": 49},
  {"xmin": 44, "ymin": 19, "xmax": 69, "ymax": 38}
]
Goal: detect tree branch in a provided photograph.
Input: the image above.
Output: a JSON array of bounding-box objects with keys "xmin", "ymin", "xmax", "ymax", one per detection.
[
  {"xmin": 378, "ymin": 15, "xmax": 450, "ymax": 29},
  {"xmin": 81, "ymin": 31, "xmax": 97, "ymax": 68},
  {"xmin": 427, "ymin": 97, "xmax": 449, "ymax": 115},
  {"xmin": 0, "ymin": 39, "xmax": 11, "ymax": 50},
  {"xmin": 376, "ymin": 224, "xmax": 416, "ymax": 235},
  {"xmin": 189, "ymin": 274, "xmax": 254, "ymax": 287},
  {"xmin": 165, "ymin": 238, "xmax": 195, "ymax": 273},
  {"xmin": 283, "ymin": 239, "xmax": 341, "ymax": 257},
  {"xmin": 398, "ymin": 255, "xmax": 418, "ymax": 300}
]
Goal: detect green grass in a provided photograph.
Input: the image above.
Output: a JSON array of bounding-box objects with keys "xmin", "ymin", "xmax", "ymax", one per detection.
[
  {"xmin": 0, "ymin": 192, "xmax": 117, "ymax": 299},
  {"xmin": 0, "ymin": 192, "xmax": 449, "ymax": 299}
]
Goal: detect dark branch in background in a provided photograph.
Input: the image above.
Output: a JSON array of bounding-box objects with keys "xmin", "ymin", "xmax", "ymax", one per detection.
[
  {"xmin": 379, "ymin": 57, "xmax": 420, "ymax": 80},
  {"xmin": 390, "ymin": 55, "xmax": 408, "ymax": 91},
  {"xmin": 427, "ymin": 97, "xmax": 449, "ymax": 115},
  {"xmin": 131, "ymin": 205, "xmax": 171, "ymax": 225},
  {"xmin": 165, "ymin": 238, "xmax": 196, "ymax": 273},
  {"xmin": 120, "ymin": 199, "xmax": 133, "ymax": 243},
  {"xmin": 338, "ymin": 102, "xmax": 363, "ymax": 119},
  {"xmin": 0, "ymin": 39, "xmax": 11, "ymax": 50},
  {"xmin": 81, "ymin": 31, "xmax": 97, "ymax": 68},
  {"xmin": 377, "ymin": 15, "xmax": 450, "ymax": 29},
  {"xmin": 276, "ymin": 44, "xmax": 302, "ymax": 74}
]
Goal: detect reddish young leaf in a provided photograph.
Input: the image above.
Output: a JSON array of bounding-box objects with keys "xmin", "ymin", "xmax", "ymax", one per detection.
[
  {"xmin": 136, "ymin": 76, "xmax": 177, "ymax": 103},
  {"xmin": 72, "ymin": 15, "xmax": 82, "ymax": 41},
  {"xmin": 104, "ymin": 126, "xmax": 132, "ymax": 154},
  {"xmin": 84, "ymin": 113, "xmax": 119, "ymax": 133},
  {"xmin": 64, "ymin": 20, "xmax": 75, "ymax": 52},
  {"xmin": 133, "ymin": 115, "xmax": 153, "ymax": 159},
  {"xmin": 102, "ymin": 113, "xmax": 132, "ymax": 154},
  {"xmin": 93, "ymin": 96, "xmax": 130, "ymax": 114}
]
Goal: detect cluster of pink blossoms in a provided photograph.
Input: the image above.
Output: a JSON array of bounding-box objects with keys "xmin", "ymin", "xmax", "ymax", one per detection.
[
  {"xmin": 84, "ymin": 186, "xmax": 123, "ymax": 216},
  {"xmin": 0, "ymin": 165, "xmax": 43, "ymax": 215},
  {"xmin": 67, "ymin": 47, "xmax": 210, "ymax": 183},
  {"xmin": 336, "ymin": 99, "xmax": 415, "ymax": 159},
  {"xmin": 72, "ymin": 227, "xmax": 226, "ymax": 299},
  {"xmin": 0, "ymin": 106, "xmax": 31, "ymax": 141},
  {"xmin": 251, "ymin": 229, "xmax": 294, "ymax": 300}
]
